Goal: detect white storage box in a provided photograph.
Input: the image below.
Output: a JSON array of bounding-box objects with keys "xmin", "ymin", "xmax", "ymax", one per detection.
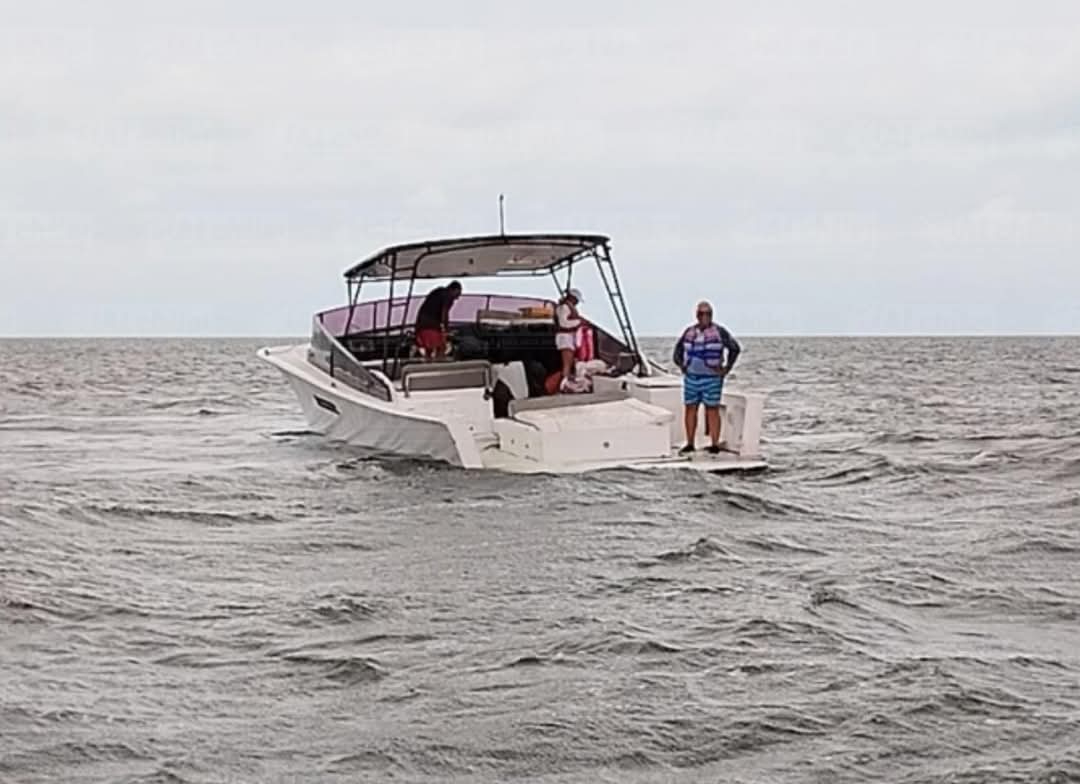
[
  {"xmin": 623, "ymin": 375, "xmax": 687, "ymax": 445},
  {"xmin": 494, "ymin": 399, "xmax": 673, "ymax": 464}
]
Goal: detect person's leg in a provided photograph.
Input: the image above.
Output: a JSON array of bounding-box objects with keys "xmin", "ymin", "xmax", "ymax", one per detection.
[
  {"xmin": 683, "ymin": 404, "xmax": 698, "ymax": 449},
  {"xmin": 705, "ymin": 406, "xmax": 721, "ymax": 449},
  {"xmin": 703, "ymin": 375, "xmax": 724, "ymax": 453},
  {"xmin": 560, "ymin": 348, "xmax": 574, "ymax": 387},
  {"xmin": 681, "ymin": 376, "xmax": 700, "ymax": 452},
  {"xmin": 416, "ymin": 329, "xmax": 433, "ymax": 361}
]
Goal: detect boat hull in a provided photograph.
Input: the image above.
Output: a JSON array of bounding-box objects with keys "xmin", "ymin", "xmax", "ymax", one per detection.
[
  {"xmin": 259, "ymin": 345, "xmax": 767, "ymax": 475},
  {"xmin": 260, "ymin": 345, "xmax": 483, "ymax": 467}
]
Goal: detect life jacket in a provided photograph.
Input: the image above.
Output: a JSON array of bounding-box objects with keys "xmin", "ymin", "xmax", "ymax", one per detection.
[
  {"xmin": 574, "ymin": 324, "xmax": 594, "ymax": 362},
  {"xmin": 680, "ymin": 324, "xmax": 725, "ymax": 376}
]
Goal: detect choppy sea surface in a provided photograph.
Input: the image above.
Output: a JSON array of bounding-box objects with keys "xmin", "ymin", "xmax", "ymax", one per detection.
[{"xmin": 2, "ymin": 336, "xmax": 1079, "ymax": 783}]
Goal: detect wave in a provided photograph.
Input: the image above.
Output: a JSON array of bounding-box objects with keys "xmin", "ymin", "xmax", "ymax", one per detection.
[
  {"xmin": 903, "ymin": 682, "xmax": 1029, "ymax": 719},
  {"xmin": 505, "ymin": 654, "xmax": 547, "ymax": 668},
  {"xmin": 148, "ymin": 396, "xmax": 246, "ymax": 412},
  {"xmin": 0, "ymin": 596, "xmax": 53, "ymax": 623},
  {"xmin": 117, "ymin": 771, "xmax": 195, "ymax": 784},
  {"xmin": 588, "ymin": 575, "xmax": 678, "ymax": 595},
  {"xmin": 808, "ymin": 585, "xmax": 861, "ymax": 608},
  {"xmin": 296, "ymin": 539, "xmax": 377, "ymax": 554},
  {"xmin": 991, "ymin": 537, "xmax": 1080, "ymax": 556},
  {"xmin": 548, "ymin": 629, "xmax": 684, "ymax": 659},
  {"xmin": 0, "ymin": 741, "xmax": 153, "ymax": 770},
  {"xmin": 334, "ymin": 454, "xmax": 452, "ymax": 477},
  {"xmin": 351, "ymin": 632, "xmax": 434, "ymax": 646},
  {"xmin": 798, "ymin": 450, "xmax": 1036, "ymax": 488},
  {"xmin": 738, "ymin": 535, "xmax": 826, "ymax": 556},
  {"xmin": 306, "ymin": 593, "xmax": 383, "ymax": 624},
  {"xmin": 640, "ymin": 708, "xmax": 838, "ymax": 766},
  {"xmin": 275, "ymin": 650, "xmax": 388, "ymax": 685},
  {"xmin": 729, "ymin": 616, "xmax": 866, "ymax": 648},
  {"xmin": 1051, "ymin": 458, "xmax": 1080, "ymax": 480},
  {"xmin": 652, "ymin": 537, "xmax": 736, "ymax": 563},
  {"xmin": 80, "ymin": 503, "xmax": 279, "ymax": 527},
  {"xmin": 605, "ymin": 638, "xmax": 683, "ymax": 656},
  {"xmin": 805, "ymin": 461, "xmax": 883, "ymax": 485},
  {"xmin": 152, "ymin": 650, "xmax": 246, "ymax": 668},
  {"xmin": 0, "ymin": 417, "xmax": 93, "ymax": 433},
  {"xmin": 1, "ymin": 590, "xmax": 159, "ymax": 624},
  {"xmin": 326, "ymin": 750, "xmax": 403, "ymax": 774},
  {"xmin": 710, "ymin": 488, "xmax": 823, "ymax": 519},
  {"xmin": 868, "ymin": 432, "xmax": 942, "ymax": 445},
  {"xmin": 900, "ymin": 757, "xmax": 1080, "ymax": 784}
]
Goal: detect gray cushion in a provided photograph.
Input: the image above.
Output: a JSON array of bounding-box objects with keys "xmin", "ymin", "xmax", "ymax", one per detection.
[{"xmin": 401, "ymin": 360, "xmax": 493, "ymax": 394}]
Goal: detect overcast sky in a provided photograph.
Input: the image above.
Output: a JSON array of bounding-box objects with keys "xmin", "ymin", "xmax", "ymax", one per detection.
[{"xmin": 2, "ymin": 1, "xmax": 1078, "ymax": 336}]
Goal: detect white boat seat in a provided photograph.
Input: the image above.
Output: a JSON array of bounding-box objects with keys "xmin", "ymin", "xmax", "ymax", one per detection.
[
  {"xmin": 507, "ymin": 388, "xmax": 629, "ymax": 417},
  {"xmin": 401, "ymin": 360, "xmax": 493, "ymax": 396},
  {"xmin": 493, "ymin": 398, "xmax": 675, "ymax": 464}
]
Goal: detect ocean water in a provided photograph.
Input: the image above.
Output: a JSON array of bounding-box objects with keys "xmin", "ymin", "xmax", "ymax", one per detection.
[{"xmin": 2, "ymin": 336, "xmax": 1079, "ymax": 783}]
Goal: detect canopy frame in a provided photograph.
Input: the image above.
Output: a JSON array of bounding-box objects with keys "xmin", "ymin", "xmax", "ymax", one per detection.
[
  {"xmin": 343, "ymin": 233, "xmax": 650, "ymax": 378},
  {"xmin": 344, "ymin": 233, "xmax": 609, "ymax": 281}
]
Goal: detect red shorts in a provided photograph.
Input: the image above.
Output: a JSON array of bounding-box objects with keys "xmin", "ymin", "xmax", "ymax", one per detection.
[{"xmin": 416, "ymin": 328, "xmax": 447, "ymax": 353}]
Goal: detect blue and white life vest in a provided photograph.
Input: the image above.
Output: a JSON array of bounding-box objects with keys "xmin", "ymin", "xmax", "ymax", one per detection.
[{"xmin": 679, "ymin": 324, "xmax": 726, "ymax": 376}]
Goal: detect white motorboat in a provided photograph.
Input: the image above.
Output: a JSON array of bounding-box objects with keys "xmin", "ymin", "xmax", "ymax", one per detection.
[{"xmin": 259, "ymin": 233, "xmax": 766, "ymax": 473}]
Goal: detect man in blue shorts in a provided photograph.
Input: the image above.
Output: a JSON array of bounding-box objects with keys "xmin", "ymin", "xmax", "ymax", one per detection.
[{"xmin": 672, "ymin": 301, "xmax": 741, "ymax": 455}]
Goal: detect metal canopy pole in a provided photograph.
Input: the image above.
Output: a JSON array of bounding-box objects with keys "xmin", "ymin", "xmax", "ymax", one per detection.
[
  {"xmin": 594, "ymin": 242, "xmax": 650, "ymax": 376},
  {"xmin": 392, "ymin": 260, "xmax": 420, "ymax": 380},
  {"xmin": 352, "ymin": 275, "xmax": 364, "ymax": 306},
  {"xmin": 549, "ymin": 269, "xmax": 560, "ymax": 298},
  {"xmin": 343, "ymin": 273, "xmax": 364, "ymax": 339},
  {"xmin": 381, "ymin": 252, "xmax": 397, "ymax": 376}
]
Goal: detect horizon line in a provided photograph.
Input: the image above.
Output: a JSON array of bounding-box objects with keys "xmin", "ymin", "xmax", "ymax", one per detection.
[{"xmin": 2, "ymin": 332, "xmax": 1078, "ymax": 340}]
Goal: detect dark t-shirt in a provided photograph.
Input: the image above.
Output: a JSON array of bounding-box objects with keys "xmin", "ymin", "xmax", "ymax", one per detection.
[{"xmin": 415, "ymin": 286, "xmax": 454, "ymax": 330}]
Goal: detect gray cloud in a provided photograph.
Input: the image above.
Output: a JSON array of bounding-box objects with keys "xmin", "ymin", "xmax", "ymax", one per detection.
[{"xmin": 2, "ymin": 0, "xmax": 1079, "ymax": 335}]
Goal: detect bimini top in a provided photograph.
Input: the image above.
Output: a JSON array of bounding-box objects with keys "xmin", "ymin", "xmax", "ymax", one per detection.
[{"xmin": 344, "ymin": 233, "xmax": 609, "ymax": 281}]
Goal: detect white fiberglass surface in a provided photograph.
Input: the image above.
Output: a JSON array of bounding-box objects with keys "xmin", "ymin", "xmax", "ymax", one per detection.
[{"xmin": 513, "ymin": 399, "xmax": 672, "ymax": 431}]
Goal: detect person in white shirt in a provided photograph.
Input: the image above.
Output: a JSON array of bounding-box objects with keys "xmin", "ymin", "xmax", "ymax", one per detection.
[{"xmin": 555, "ymin": 288, "xmax": 584, "ymax": 391}]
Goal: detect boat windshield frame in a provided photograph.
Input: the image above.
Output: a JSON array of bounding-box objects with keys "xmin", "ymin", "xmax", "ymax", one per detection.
[{"xmin": 341, "ymin": 233, "xmax": 651, "ymax": 380}]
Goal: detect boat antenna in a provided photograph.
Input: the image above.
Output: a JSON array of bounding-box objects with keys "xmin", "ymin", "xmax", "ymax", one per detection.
[{"xmin": 498, "ymin": 194, "xmax": 506, "ymax": 235}]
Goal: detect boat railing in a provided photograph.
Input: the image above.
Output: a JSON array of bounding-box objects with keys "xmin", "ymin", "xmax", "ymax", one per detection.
[
  {"xmin": 309, "ymin": 317, "xmax": 394, "ymax": 402},
  {"xmin": 317, "ymin": 294, "xmax": 556, "ymax": 337}
]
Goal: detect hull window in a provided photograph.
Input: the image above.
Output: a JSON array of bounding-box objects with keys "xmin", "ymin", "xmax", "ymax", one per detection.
[{"xmin": 314, "ymin": 396, "xmax": 340, "ymax": 415}]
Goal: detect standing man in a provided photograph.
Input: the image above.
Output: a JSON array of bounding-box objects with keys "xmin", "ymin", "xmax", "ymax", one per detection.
[
  {"xmin": 672, "ymin": 301, "xmax": 741, "ymax": 454},
  {"xmin": 414, "ymin": 280, "xmax": 462, "ymax": 360}
]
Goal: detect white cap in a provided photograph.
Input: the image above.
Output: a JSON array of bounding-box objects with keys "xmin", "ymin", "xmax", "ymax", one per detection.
[{"xmin": 567, "ymin": 287, "xmax": 584, "ymax": 304}]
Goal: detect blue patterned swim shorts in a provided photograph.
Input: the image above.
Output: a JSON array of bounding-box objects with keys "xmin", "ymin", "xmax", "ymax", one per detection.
[{"xmin": 683, "ymin": 374, "xmax": 723, "ymax": 407}]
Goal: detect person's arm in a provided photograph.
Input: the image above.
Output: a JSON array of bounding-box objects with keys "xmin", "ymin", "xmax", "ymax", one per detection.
[
  {"xmin": 441, "ymin": 295, "xmax": 452, "ymax": 332},
  {"xmin": 721, "ymin": 327, "xmax": 741, "ymax": 375},
  {"xmin": 672, "ymin": 330, "xmax": 686, "ymax": 369}
]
